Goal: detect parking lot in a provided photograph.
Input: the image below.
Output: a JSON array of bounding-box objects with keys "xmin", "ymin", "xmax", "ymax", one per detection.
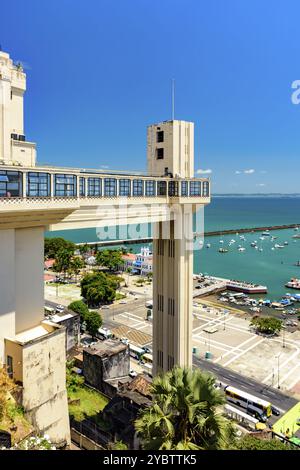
[{"xmin": 110, "ymin": 298, "xmax": 300, "ymax": 392}]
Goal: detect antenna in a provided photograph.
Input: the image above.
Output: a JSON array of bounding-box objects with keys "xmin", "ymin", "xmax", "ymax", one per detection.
[{"xmin": 172, "ymin": 78, "xmax": 175, "ymax": 120}]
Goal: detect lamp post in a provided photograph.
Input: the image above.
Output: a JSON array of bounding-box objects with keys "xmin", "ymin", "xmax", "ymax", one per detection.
[{"xmin": 276, "ymin": 353, "xmax": 282, "ymax": 389}]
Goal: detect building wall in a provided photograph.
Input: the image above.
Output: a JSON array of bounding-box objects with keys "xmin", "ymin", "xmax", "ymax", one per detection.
[
  {"xmin": 5, "ymin": 339, "xmax": 22, "ymax": 382},
  {"xmin": 0, "ymin": 51, "xmax": 30, "ymax": 165},
  {"xmin": 21, "ymin": 326, "xmax": 70, "ymax": 446},
  {"xmin": 15, "ymin": 227, "xmax": 44, "ymax": 334},
  {"xmin": 147, "ymin": 120, "xmax": 194, "ymax": 178},
  {"xmin": 83, "ymin": 346, "xmax": 130, "ymax": 394}
]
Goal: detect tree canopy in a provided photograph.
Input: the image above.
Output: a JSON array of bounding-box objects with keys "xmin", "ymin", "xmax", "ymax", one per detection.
[
  {"xmin": 235, "ymin": 434, "xmax": 293, "ymax": 450},
  {"xmin": 250, "ymin": 316, "xmax": 282, "ymax": 335},
  {"xmin": 135, "ymin": 367, "xmax": 235, "ymax": 450},
  {"xmin": 96, "ymin": 249, "xmax": 124, "ymax": 272},
  {"xmin": 44, "ymin": 237, "xmax": 75, "ymax": 259},
  {"xmin": 80, "ymin": 272, "xmax": 120, "ymax": 306}
]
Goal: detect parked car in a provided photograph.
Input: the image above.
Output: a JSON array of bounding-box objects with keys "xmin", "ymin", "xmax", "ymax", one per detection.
[
  {"xmin": 271, "ymin": 406, "xmax": 281, "ymax": 416},
  {"xmin": 55, "ymin": 304, "xmax": 65, "ymax": 313}
]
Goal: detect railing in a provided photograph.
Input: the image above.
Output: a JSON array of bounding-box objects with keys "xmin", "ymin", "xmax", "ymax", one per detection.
[{"xmin": 0, "ymin": 165, "xmax": 210, "ymax": 201}]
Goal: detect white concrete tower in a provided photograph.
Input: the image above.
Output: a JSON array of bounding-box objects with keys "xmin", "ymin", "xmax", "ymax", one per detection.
[
  {"xmin": 148, "ymin": 120, "xmax": 196, "ymax": 374},
  {"xmin": 0, "ymin": 50, "xmax": 36, "ymax": 166},
  {"xmin": 147, "ymin": 120, "xmax": 194, "ymax": 177}
]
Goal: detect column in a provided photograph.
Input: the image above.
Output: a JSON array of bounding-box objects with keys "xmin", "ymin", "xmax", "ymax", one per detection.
[
  {"xmin": 0, "ymin": 229, "xmax": 16, "ymax": 363},
  {"xmin": 15, "ymin": 227, "xmax": 44, "ymax": 333},
  {"xmin": 152, "ymin": 204, "xmax": 194, "ymax": 375}
]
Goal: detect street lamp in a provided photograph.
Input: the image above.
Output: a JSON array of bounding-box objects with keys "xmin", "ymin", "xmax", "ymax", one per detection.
[{"xmin": 276, "ymin": 353, "xmax": 282, "ymax": 389}]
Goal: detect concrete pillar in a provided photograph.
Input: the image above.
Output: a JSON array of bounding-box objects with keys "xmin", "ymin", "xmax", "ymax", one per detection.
[
  {"xmin": 0, "ymin": 229, "xmax": 16, "ymax": 363},
  {"xmin": 152, "ymin": 205, "xmax": 194, "ymax": 375},
  {"xmin": 15, "ymin": 227, "xmax": 44, "ymax": 333}
]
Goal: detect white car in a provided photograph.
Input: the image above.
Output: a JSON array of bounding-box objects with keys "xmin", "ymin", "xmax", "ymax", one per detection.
[
  {"xmin": 129, "ymin": 370, "xmax": 138, "ymax": 378},
  {"xmin": 119, "ymin": 300, "xmax": 127, "ymax": 304},
  {"xmin": 55, "ymin": 304, "xmax": 65, "ymax": 313},
  {"xmin": 101, "ymin": 305, "xmax": 110, "ymax": 309}
]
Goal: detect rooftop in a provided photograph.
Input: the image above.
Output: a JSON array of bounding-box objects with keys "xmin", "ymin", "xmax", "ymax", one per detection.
[{"xmin": 84, "ymin": 339, "xmax": 128, "ymax": 357}]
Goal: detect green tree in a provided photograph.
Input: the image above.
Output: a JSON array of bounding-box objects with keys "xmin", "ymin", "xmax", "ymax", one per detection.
[
  {"xmin": 108, "ymin": 440, "xmax": 128, "ymax": 450},
  {"xmin": 250, "ymin": 316, "xmax": 282, "ymax": 335},
  {"xmin": 53, "ymin": 248, "xmax": 73, "ymax": 280},
  {"xmin": 85, "ymin": 311, "xmax": 102, "ymax": 337},
  {"xmin": 79, "ymin": 244, "xmax": 90, "ymax": 255},
  {"xmin": 68, "ymin": 300, "xmax": 89, "ymax": 322},
  {"xmin": 135, "ymin": 367, "xmax": 235, "ymax": 450},
  {"xmin": 70, "ymin": 256, "xmax": 85, "ymax": 280},
  {"xmin": 235, "ymin": 435, "xmax": 293, "ymax": 450},
  {"xmin": 81, "ymin": 272, "xmax": 119, "ymax": 306},
  {"xmin": 96, "ymin": 249, "xmax": 124, "ymax": 272},
  {"xmin": 44, "ymin": 237, "xmax": 75, "ymax": 259}
]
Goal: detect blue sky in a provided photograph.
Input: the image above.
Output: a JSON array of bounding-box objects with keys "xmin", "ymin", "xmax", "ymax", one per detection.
[{"xmin": 2, "ymin": 0, "xmax": 300, "ymax": 193}]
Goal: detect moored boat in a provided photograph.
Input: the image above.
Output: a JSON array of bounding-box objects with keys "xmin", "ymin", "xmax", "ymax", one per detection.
[{"xmin": 285, "ymin": 278, "xmax": 300, "ymax": 290}]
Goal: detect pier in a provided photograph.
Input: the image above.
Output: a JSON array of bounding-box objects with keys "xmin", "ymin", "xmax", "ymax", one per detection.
[{"xmin": 74, "ymin": 223, "xmax": 300, "ymax": 248}]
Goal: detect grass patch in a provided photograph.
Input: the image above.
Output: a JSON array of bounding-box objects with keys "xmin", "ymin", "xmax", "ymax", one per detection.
[
  {"xmin": 115, "ymin": 292, "xmax": 126, "ymax": 301},
  {"xmin": 68, "ymin": 385, "xmax": 109, "ymax": 422}
]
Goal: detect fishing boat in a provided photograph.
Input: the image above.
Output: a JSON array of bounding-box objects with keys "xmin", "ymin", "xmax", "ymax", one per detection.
[
  {"xmin": 294, "ymin": 261, "xmax": 300, "ymax": 267},
  {"xmin": 206, "ymin": 243, "xmax": 211, "ymax": 248},
  {"xmin": 285, "ymin": 278, "xmax": 300, "ymax": 290},
  {"xmin": 293, "ymin": 234, "xmax": 300, "ymax": 239},
  {"xmin": 262, "ymin": 230, "xmax": 270, "ymax": 236},
  {"xmin": 219, "ymin": 247, "xmax": 228, "ymax": 253},
  {"xmin": 275, "ymin": 244, "xmax": 285, "ymax": 249},
  {"xmin": 284, "ymin": 241, "xmax": 289, "ymax": 246},
  {"xmin": 250, "ymin": 242, "xmax": 257, "ymax": 247},
  {"xmin": 238, "ymin": 247, "xmax": 246, "ymax": 252}
]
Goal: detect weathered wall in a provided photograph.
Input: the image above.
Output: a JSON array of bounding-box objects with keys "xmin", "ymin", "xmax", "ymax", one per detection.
[
  {"xmin": 83, "ymin": 347, "xmax": 129, "ymax": 395},
  {"xmin": 22, "ymin": 327, "xmax": 70, "ymax": 446}
]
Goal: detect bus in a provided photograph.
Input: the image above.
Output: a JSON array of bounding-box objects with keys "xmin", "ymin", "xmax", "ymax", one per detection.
[
  {"xmin": 44, "ymin": 305, "xmax": 55, "ymax": 315},
  {"xmin": 143, "ymin": 353, "xmax": 153, "ymax": 364},
  {"xmin": 224, "ymin": 385, "xmax": 272, "ymax": 420},
  {"xmin": 224, "ymin": 404, "xmax": 263, "ymax": 431},
  {"xmin": 129, "ymin": 344, "xmax": 145, "ymax": 360}
]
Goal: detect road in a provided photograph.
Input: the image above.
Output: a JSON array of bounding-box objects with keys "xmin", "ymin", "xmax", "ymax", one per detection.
[
  {"xmin": 193, "ymin": 355, "xmax": 297, "ymax": 413},
  {"xmin": 45, "ymin": 297, "xmax": 298, "ymax": 415}
]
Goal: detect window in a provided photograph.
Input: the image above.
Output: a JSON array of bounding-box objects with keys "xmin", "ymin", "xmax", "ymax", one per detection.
[
  {"xmin": 203, "ymin": 181, "xmax": 209, "ymax": 197},
  {"xmin": 54, "ymin": 174, "xmax": 77, "ymax": 197},
  {"xmin": 189, "ymin": 181, "xmax": 202, "ymax": 196},
  {"xmin": 27, "ymin": 172, "xmax": 50, "ymax": 197},
  {"xmin": 156, "ymin": 131, "xmax": 164, "ymax": 143},
  {"xmin": 104, "ymin": 178, "xmax": 117, "ymax": 196},
  {"xmin": 133, "ymin": 179, "xmax": 144, "ymax": 196},
  {"xmin": 0, "ymin": 170, "xmax": 22, "ymax": 197},
  {"xmin": 119, "ymin": 179, "xmax": 131, "ymax": 196},
  {"xmin": 88, "ymin": 177, "xmax": 101, "ymax": 196},
  {"xmin": 79, "ymin": 177, "xmax": 85, "ymax": 196},
  {"xmin": 168, "ymin": 181, "xmax": 179, "ymax": 197},
  {"xmin": 157, "ymin": 180, "xmax": 167, "ymax": 196},
  {"xmin": 156, "ymin": 148, "xmax": 164, "ymax": 159},
  {"xmin": 181, "ymin": 181, "xmax": 188, "ymax": 196},
  {"xmin": 6, "ymin": 355, "xmax": 13, "ymax": 379},
  {"xmin": 145, "ymin": 180, "xmax": 156, "ymax": 196}
]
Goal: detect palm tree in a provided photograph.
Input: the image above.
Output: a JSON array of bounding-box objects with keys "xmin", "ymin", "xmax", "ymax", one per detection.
[{"xmin": 135, "ymin": 367, "xmax": 235, "ymax": 450}]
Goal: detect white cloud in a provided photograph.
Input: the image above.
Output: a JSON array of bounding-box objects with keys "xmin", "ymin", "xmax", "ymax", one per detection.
[
  {"xmin": 257, "ymin": 183, "xmax": 266, "ymax": 187},
  {"xmin": 260, "ymin": 170, "xmax": 267, "ymax": 174},
  {"xmin": 196, "ymin": 168, "xmax": 212, "ymax": 174},
  {"xmin": 100, "ymin": 165, "xmax": 110, "ymax": 169},
  {"xmin": 235, "ymin": 169, "xmax": 255, "ymax": 174}
]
